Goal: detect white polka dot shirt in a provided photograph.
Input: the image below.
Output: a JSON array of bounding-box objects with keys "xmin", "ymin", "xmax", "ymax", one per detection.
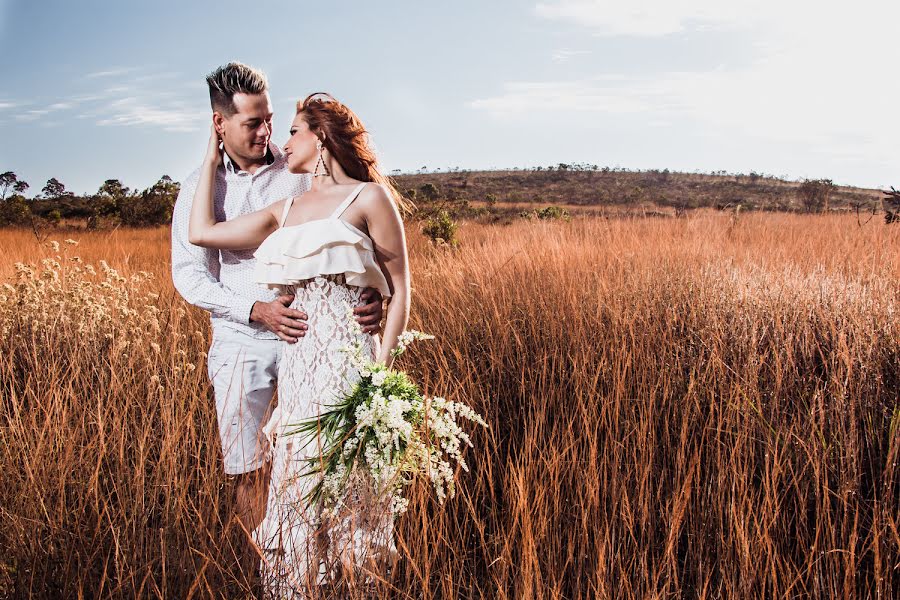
[{"xmin": 170, "ymin": 142, "xmax": 311, "ymax": 339}]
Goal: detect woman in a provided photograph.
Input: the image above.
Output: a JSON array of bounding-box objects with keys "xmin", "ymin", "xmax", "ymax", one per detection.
[{"xmin": 188, "ymin": 92, "xmax": 411, "ymax": 595}]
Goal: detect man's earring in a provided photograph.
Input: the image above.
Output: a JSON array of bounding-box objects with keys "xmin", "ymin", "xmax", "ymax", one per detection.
[{"xmin": 313, "ymin": 142, "xmax": 329, "ymax": 177}]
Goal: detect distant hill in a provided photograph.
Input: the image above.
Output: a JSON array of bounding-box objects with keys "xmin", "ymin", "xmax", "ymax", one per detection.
[
  {"xmin": 1, "ymin": 167, "xmax": 890, "ymax": 229},
  {"xmin": 392, "ymin": 168, "xmax": 885, "ymax": 221}
]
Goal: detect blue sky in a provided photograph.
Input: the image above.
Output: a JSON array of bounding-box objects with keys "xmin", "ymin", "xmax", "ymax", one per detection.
[{"xmin": 1, "ymin": 0, "xmax": 897, "ymax": 195}]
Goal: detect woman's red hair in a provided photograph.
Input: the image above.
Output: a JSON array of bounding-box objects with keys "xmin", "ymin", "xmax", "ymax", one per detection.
[{"xmin": 297, "ymin": 93, "xmax": 413, "ymax": 215}]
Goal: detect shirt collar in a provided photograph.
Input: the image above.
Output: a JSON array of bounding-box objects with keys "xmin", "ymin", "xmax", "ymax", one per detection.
[{"xmin": 223, "ymin": 141, "xmax": 284, "ymax": 175}]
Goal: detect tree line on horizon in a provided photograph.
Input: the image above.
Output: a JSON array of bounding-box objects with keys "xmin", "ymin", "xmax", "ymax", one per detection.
[
  {"xmin": 0, "ymin": 165, "xmax": 885, "ymax": 230},
  {"xmin": 0, "ymin": 171, "xmax": 179, "ymax": 228}
]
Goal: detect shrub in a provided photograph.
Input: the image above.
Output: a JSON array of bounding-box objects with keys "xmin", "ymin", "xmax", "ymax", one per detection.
[
  {"xmin": 422, "ymin": 209, "xmax": 459, "ymax": 247},
  {"xmin": 798, "ymin": 179, "xmax": 834, "ymax": 213},
  {"xmin": 420, "ymin": 183, "xmax": 440, "ymax": 201},
  {"xmin": 521, "ymin": 206, "xmax": 570, "ymax": 221},
  {"xmin": 883, "ymin": 188, "xmax": 899, "ymax": 224},
  {"xmin": 0, "ymin": 195, "xmax": 31, "ymax": 226},
  {"xmin": 119, "ymin": 176, "xmax": 179, "ymax": 227}
]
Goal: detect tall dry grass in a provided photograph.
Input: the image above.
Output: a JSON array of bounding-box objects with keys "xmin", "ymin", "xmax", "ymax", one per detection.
[{"xmin": 0, "ymin": 213, "xmax": 897, "ymax": 598}]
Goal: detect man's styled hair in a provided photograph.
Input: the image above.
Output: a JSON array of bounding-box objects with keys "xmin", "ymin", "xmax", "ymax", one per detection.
[{"xmin": 206, "ymin": 62, "xmax": 268, "ymax": 116}]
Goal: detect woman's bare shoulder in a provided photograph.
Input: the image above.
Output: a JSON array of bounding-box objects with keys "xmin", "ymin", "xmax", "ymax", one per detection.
[
  {"xmin": 266, "ymin": 197, "xmax": 291, "ymax": 220},
  {"xmin": 357, "ymin": 182, "xmax": 396, "ymax": 215}
]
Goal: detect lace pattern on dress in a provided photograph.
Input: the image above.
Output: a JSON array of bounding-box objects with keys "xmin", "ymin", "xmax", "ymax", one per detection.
[{"xmin": 254, "ymin": 274, "xmax": 395, "ymax": 597}]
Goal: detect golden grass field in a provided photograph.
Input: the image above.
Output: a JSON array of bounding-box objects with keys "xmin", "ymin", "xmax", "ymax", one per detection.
[{"xmin": 0, "ymin": 212, "xmax": 898, "ymax": 598}]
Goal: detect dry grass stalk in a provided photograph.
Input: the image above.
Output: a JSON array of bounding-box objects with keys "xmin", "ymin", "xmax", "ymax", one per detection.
[{"xmin": 0, "ymin": 213, "xmax": 897, "ymax": 598}]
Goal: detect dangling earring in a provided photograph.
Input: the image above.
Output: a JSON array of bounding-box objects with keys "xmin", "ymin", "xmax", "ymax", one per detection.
[{"xmin": 313, "ymin": 141, "xmax": 330, "ymax": 177}]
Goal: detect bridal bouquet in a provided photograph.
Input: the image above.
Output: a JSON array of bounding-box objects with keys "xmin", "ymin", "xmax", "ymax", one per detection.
[{"xmin": 289, "ymin": 306, "xmax": 488, "ymax": 518}]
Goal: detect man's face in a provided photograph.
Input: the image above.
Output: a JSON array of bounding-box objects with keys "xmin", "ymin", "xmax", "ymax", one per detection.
[{"xmin": 214, "ymin": 92, "xmax": 273, "ymax": 164}]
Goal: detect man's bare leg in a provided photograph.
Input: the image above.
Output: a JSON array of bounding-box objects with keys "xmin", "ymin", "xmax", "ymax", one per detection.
[
  {"xmin": 228, "ymin": 461, "xmax": 272, "ymax": 591},
  {"xmin": 234, "ymin": 461, "xmax": 272, "ymax": 533}
]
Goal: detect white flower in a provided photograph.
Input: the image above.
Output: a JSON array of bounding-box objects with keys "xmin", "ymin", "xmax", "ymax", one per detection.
[
  {"xmin": 296, "ymin": 308, "xmax": 487, "ymax": 519},
  {"xmin": 390, "ymin": 494, "xmax": 410, "ymax": 515},
  {"xmin": 342, "ymin": 435, "xmax": 360, "ymax": 459},
  {"xmin": 371, "ymin": 370, "xmax": 388, "ymax": 386},
  {"xmin": 391, "ymin": 329, "xmax": 436, "ymax": 357}
]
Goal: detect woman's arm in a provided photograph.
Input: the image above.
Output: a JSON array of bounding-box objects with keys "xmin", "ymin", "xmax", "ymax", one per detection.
[
  {"xmin": 188, "ymin": 125, "xmax": 281, "ymax": 250},
  {"xmin": 364, "ymin": 185, "xmax": 410, "ymax": 368}
]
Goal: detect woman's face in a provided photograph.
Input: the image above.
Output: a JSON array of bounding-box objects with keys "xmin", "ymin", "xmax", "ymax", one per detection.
[{"xmin": 283, "ymin": 114, "xmax": 320, "ymax": 174}]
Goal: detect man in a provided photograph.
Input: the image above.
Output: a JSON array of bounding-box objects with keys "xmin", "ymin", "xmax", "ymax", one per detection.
[{"xmin": 170, "ymin": 62, "xmax": 384, "ymax": 538}]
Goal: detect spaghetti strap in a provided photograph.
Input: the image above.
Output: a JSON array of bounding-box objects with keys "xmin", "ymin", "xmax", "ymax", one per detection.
[
  {"xmin": 278, "ymin": 196, "xmax": 295, "ymax": 228},
  {"xmin": 329, "ymin": 183, "xmax": 367, "ymax": 220}
]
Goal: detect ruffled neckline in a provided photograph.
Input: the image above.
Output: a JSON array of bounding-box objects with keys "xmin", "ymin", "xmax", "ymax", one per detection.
[
  {"xmin": 252, "ymin": 215, "xmax": 391, "ymax": 297},
  {"xmin": 277, "ymin": 217, "xmax": 372, "ymax": 241}
]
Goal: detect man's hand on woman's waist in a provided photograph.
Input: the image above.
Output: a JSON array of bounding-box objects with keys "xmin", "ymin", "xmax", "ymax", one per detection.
[{"xmin": 250, "ymin": 295, "xmax": 308, "ymax": 343}]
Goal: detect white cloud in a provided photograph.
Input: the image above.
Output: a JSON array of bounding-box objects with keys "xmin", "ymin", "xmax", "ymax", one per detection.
[
  {"xmin": 132, "ymin": 72, "xmax": 181, "ymax": 83},
  {"xmin": 471, "ymin": 1, "xmax": 900, "ymax": 165},
  {"xmin": 551, "ymin": 48, "xmax": 590, "ymax": 62},
  {"xmin": 104, "ymin": 85, "xmax": 136, "ymax": 94},
  {"xmin": 71, "ymin": 94, "xmax": 108, "ymax": 103},
  {"xmin": 86, "ymin": 67, "xmax": 139, "ymax": 79},
  {"xmin": 10, "ymin": 100, "xmax": 81, "ymax": 121},
  {"xmin": 8, "ymin": 70, "xmax": 209, "ymax": 133},
  {"xmin": 534, "ymin": 0, "xmax": 764, "ymax": 37},
  {"xmin": 15, "ymin": 108, "xmax": 52, "ymax": 121},
  {"xmin": 95, "ymin": 96, "xmax": 206, "ymax": 132},
  {"xmin": 469, "ymin": 77, "xmax": 679, "ymax": 115},
  {"xmin": 1, "ymin": 67, "xmax": 206, "ymax": 132}
]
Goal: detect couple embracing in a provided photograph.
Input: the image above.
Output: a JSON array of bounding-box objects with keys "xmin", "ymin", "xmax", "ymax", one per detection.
[{"xmin": 171, "ymin": 61, "xmax": 411, "ymax": 595}]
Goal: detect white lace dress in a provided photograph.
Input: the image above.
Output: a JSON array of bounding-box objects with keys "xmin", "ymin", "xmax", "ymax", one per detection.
[{"xmin": 251, "ymin": 183, "xmax": 396, "ymax": 597}]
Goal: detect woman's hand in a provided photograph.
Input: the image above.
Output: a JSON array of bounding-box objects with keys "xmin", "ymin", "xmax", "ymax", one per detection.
[
  {"xmin": 204, "ymin": 123, "xmax": 224, "ymax": 168},
  {"xmin": 188, "ymin": 123, "xmax": 279, "ymax": 250}
]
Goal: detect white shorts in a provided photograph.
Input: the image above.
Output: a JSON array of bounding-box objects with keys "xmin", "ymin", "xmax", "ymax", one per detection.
[{"xmin": 207, "ymin": 328, "xmax": 282, "ymax": 475}]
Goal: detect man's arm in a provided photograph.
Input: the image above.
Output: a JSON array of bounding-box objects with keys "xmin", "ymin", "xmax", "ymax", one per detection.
[
  {"xmin": 171, "ymin": 170, "xmax": 310, "ymax": 342},
  {"xmin": 171, "ymin": 171, "xmax": 262, "ymax": 325}
]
